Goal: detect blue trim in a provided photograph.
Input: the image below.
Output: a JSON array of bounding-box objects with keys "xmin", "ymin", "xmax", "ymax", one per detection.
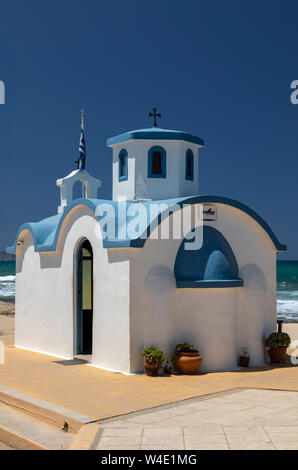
[
  {"xmin": 148, "ymin": 146, "xmax": 166, "ymax": 178},
  {"xmin": 118, "ymin": 149, "xmax": 128, "ymax": 181},
  {"xmin": 185, "ymin": 149, "xmax": 194, "ymax": 181},
  {"xmin": 107, "ymin": 128, "xmax": 204, "ymax": 146},
  {"xmin": 176, "ymin": 280, "xmax": 243, "ymax": 288},
  {"xmin": 6, "ymin": 195, "xmax": 287, "ymax": 253}
]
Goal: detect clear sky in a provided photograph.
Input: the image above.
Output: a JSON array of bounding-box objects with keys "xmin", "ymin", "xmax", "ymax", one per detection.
[{"xmin": 0, "ymin": 0, "xmax": 297, "ymax": 258}]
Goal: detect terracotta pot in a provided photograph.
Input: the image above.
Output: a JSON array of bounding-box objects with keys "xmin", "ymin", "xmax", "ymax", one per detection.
[
  {"xmin": 268, "ymin": 347, "xmax": 287, "ymax": 364},
  {"xmin": 164, "ymin": 366, "xmax": 172, "ymax": 376},
  {"xmin": 144, "ymin": 360, "xmax": 160, "ymax": 376},
  {"xmin": 175, "ymin": 351, "xmax": 202, "ymax": 374},
  {"xmin": 239, "ymin": 356, "xmax": 250, "ymax": 368}
]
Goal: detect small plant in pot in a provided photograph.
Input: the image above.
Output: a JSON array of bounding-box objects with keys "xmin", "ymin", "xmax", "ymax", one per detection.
[
  {"xmin": 175, "ymin": 343, "xmax": 202, "ymax": 375},
  {"xmin": 142, "ymin": 346, "xmax": 165, "ymax": 376},
  {"xmin": 239, "ymin": 347, "xmax": 250, "ymax": 368},
  {"xmin": 264, "ymin": 332, "xmax": 291, "ymax": 364},
  {"xmin": 163, "ymin": 356, "xmax": 172, "ymax": 376}
]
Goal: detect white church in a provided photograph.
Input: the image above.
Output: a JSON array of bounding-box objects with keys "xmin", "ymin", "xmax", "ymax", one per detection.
[{"xmin": 7, "ymin": 111, "xmax": 286, "ymax": 374}]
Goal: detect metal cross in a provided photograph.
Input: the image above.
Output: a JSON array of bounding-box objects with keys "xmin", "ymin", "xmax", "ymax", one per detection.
[
  {"xmin": 74, "ymin": 158, "xmax": 80, "ymax": 169},
  {"xmin": 149, "ymin": 107, "xmax": 161, "ymax": 127}
]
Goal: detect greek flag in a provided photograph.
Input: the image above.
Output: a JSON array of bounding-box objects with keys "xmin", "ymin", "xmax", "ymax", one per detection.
[{"xmin": 79, "ymin": 128, "xmax": 86, "ymax": 170}]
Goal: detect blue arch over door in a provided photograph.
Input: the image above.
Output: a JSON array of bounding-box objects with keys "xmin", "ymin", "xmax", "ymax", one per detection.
[{"xmin": 174, "ymin": 226, "xmax": 243, "ymax": 288}]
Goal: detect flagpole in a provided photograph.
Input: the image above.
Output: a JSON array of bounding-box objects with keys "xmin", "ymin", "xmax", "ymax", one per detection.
[
  {"xmin": 81, "ymin": 109, "xmax": 85, "ymax": 198},
  {"xmin": 81, "ymin": 109, "xmax": 84, "ymax": 131}
]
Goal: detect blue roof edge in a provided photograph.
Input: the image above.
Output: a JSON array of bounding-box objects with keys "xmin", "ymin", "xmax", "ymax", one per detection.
[
  {"xmin": 107, "ymin": 129, "xmax": 205, "ymax": 146},
  {"xmin": 6, "ymin": 195, "xmax": 287, "ymax": 254}
]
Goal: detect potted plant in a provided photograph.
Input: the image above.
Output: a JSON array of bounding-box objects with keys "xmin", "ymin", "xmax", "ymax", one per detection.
[
  {"xmin": 142, "ymin": 346, "xmax": 165, "ymax": 376},
  {"xmin": 264, "ymin": 332, "xmax": 291, "ymax": 364},
  {"xmin": 163, "ymin": 356, "xmax": 172, "ymax": 376},
  {"xmin": 239, "ymin": 347, "xmax": 250, "ymax": 368},
  {"xmin": 175, "ymin": 343, "xmax": 202, "ymax": 374}
]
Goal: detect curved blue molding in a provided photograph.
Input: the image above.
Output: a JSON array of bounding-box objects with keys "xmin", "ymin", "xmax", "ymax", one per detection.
[
  {"xmin": 7, "ymin": 195, "xmax": 287, "ymax": 253},
  {"xmin": 107, "ymin": 127, "xmax": 204, "ymax": 146},
  {"xmin": 176, "ymin": 280, "xmax": 243, "ymax": 288}
]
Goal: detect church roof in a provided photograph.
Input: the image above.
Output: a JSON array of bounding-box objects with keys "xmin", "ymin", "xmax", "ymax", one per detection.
[
  {"xmin": 107, "ymin": 127, "xmax": 205, "ymax": 146},
  {"xmin": 7, "ymin": 195, "xmax": 286, "ymax": 254}
]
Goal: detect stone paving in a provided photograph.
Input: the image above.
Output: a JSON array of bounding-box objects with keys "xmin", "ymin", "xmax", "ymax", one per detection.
[
  {"xmin": 0, "ymin": 442, "xmax": 15, "ymax": 450},
  {"xmin": 95, "ymin": 388, "xmax": 298, "ymax": 450}
]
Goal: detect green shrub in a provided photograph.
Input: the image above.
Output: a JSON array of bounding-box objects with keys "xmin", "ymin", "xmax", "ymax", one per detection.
[
  {"xmin": 264, "ymin": 332, "xmax": 291, "ymax": 349},
  {"xmin": 175, "ymin": 342, "xmax": 198, "ymax": 354},
  {"xmin": 142, "ymin": 346, "xmax": 165, "ymax": 367}
]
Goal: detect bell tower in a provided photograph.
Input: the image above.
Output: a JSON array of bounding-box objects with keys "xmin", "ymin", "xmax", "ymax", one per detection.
[{"xmin": 107, "ymin": 111, "xmax": 204, "ymax": 201}]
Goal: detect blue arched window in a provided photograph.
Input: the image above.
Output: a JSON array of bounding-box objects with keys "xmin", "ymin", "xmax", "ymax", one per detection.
[
  {"xmin": 148, "ymin": 146, "xmax": 166, "ymax": 178},
  {"xmin": 185, "ymin": 149, "xmax": 194, "ymax": 181},
  {"xmin": 118, "ymin": 149, "xmax": 128, "ymax": 181},
  {"xmin": 174, "ymin": 226, "xmax": 243, "ymax": 288}
]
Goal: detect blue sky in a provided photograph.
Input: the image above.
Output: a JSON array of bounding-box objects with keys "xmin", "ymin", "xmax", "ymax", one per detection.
[{"xmin": 0, "ymin": 0, "xmax": 297, "ymax": 258}]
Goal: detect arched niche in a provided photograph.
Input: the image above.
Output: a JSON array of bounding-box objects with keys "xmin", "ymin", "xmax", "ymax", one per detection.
[{"xmin": 174, "ymin": 226, "xmax": 243, "ymax": 288}]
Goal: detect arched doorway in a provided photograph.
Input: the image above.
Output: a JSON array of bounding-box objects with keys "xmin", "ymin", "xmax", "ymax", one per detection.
[{"xmin": 76, "ymin": 239, "xmax": 93, "ymax": 355}]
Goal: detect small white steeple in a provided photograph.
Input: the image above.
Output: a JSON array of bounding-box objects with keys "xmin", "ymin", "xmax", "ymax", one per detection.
[
  {"xmin": 56, "ymin": 111, "xmax": 101, "ymax": 213},
  {"xmin": 56, "ymin": 169, "xmax": 101, "ymax": 214},
  {"xmin": 107, "ymin": 110, "xmax": 204, "ymax": 201}
]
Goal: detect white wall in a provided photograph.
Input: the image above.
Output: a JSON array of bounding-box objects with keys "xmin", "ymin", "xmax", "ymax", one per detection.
[
  {"xmin": 129, "ymin": 203, "xmax": 277, "ymax": 373},
  {"xmin": 15, "ymin": 205, "xmax": 132, "ymax": 373},
  {"xmin": 111, "ymin": 140, "xmax": 200, "ymax": 201}
]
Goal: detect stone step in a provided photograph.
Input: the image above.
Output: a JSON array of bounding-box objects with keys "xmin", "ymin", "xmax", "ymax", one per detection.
[
  {"xmin": 0, "ymin": 403, "xmax": 74, "ymax": 450},
  {"xmin": 0, "ymin": 384, "xmax": 95, "ymax": 433}
]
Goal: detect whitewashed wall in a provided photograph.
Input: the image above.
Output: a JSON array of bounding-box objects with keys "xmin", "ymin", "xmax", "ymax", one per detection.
[
  {"xmin": 15, "ymin": 205, "xmax": 132, "ymax": 373},
  {"xmin": 129, "ymin": 203, "xmax": 277, "ymax": 373}
]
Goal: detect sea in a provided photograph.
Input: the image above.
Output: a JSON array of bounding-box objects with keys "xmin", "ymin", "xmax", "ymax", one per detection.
[{"xmin": 1, "ymin": 260, "xmax": 298, "ymax": 321}]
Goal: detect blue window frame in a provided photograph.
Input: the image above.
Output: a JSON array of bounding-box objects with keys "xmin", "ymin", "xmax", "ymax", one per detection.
[
  {"xmin": 185, "ymin": 149, "xmax": 194, "ymax": 181},
  {"xmin": 148, "ymin": 146, "xmax": 166, "ymax": 178},
  {"xmin": 118, "ymin": 149, "xmax": 128, "ymax": 181}
]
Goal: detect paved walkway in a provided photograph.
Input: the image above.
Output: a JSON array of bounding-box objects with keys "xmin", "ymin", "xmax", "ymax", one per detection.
[
  {"xmin": 95, "ymin": 389, "xmax": 298, "ymax": 450},
  {"xmin": 2, "ymin": 342, "xmax": 298, "ymax": 421},
  {"xmin": 1, "ymin": 316, "xmax": 298, "ymax": 424}
]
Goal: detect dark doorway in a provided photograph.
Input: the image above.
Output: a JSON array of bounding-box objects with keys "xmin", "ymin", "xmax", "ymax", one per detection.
[{"xmin": 76, "ymin": 239, "xmax": 93, "ymax": 355}]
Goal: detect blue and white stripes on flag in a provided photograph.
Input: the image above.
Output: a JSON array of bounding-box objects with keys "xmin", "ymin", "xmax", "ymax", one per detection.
[{"xmin": 79, "ymin": 128, "xmax": 86, "ymax": 170}]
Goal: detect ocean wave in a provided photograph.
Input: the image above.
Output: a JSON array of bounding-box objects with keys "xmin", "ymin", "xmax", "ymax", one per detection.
[
  {"xmin": 0, "ymin": 275, "xmax": 16, "ymax": 282},
  {"xmin": 0, "ymin": 275, "xmax": 16, "ymax": 301},
  {"xmin": 277, "ymin": 299, "xmax": 298, "ymax": 314}
]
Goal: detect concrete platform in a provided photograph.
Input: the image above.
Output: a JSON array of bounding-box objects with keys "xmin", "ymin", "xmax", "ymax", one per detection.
[
  {"xmin": 94, "ymin": 388, "xmax": 298, "ymax": 450},
  {"xmin": 0, "ymin": 402, "xmax": 74, "ymax": 450}
]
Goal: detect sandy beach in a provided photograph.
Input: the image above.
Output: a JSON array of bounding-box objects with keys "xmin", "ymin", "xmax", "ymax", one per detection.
[{"xmin": 0, "ymin": 301, "xmax": 15, "ymax": 316}]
